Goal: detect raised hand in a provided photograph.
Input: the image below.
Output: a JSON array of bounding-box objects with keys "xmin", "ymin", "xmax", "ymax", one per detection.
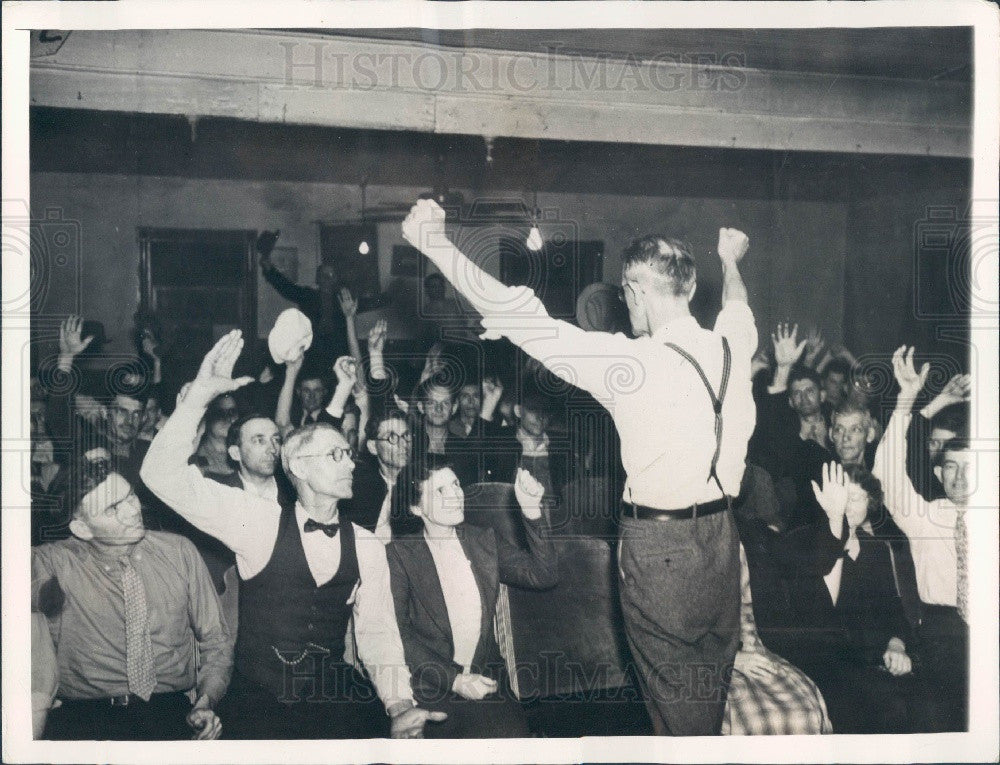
[
  {"xmin": 258, "ymin": 364, "xmax": 275, "ymax": 385},
  {"xmin": 811, "ymin": 461, "xmax": 849, "ymax": 527},
  {"xmin": 185, "ymin": 330, "xmax": 255, "ymax": 409},
  {"xmin": 717, "ymin": 227, "xmax": 749, "ymax": 263},
  {"xmin": 402, "ymin": 198, "xmax": 447, "ymax": 251},
  {"xmin": 891, "ymin": 345, "xmax": 929, "ymax": 402},
  {"xmin": 389, "ymin": 706, "xmax": 448, "ymax": 739},
  {"xmin": 59, "ymin": 315, "xmax": 94, "ymax": 358},
  {"xmin": 771, "ymin": 323, "xmax": 806, "ymax": 368},
  {"xmin": 333, "ymin": 355, "xmax": 358, "ymax": 388},
  {"xmin": 255, "ymin": 229, "xmax": 280, "ymax": 261},
  {"xmin": 514, "ymin": 467, "xmax": 545, "ymax": 520},
  {"xmin": 482, "ymin": 376, "xmax": 504, "ymax": 406},
  {"xmin": 451, "ymin": 672, "xmax": 498, "ymax": 701},
  {"xmin": 337, "ymin": 287, "xmax": 358, "ymax": 319},
  {"xmin": 803, "ymin": 326, "xmax": 826, "ymax": 363},
  {"xmin": 368, "ymin": 319, "xmax": 388, "ymax": 355},
  {"xmin": 934, "ymin": 373, "xmax": 972, "ymax": 407},
  {"xmin": 140, "ymin": 330, "xmax": 160, "ymax": 359}
]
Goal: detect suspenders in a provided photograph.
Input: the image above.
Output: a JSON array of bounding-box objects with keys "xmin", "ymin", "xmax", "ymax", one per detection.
[{"xmin": 662, "ymin": 337, "xmax": 732, "ymax": 496}]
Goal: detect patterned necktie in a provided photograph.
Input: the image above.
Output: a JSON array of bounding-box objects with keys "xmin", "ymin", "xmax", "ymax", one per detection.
[
  {"xmin": 121, "ymin": 556, "xmax": 157, "ymax": 700},
  {"xmin": 955, "ymin": 508, "xmax": 968, "ymax": 622}
]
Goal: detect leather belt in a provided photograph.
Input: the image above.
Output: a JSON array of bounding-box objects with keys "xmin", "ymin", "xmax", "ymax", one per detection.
[{"xmin": 623, "ymin": 496, "xmax": 731, "ymax": 521}]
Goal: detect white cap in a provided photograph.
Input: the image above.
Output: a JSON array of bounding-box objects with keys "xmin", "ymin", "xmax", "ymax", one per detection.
[{"xmin": 268, "ymin": 308, "xmax": 313, "ymax": 364}]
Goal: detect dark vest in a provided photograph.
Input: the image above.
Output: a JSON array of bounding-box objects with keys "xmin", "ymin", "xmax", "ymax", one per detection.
[{"xmin": 235, "ymin": 505, "xmax": 359, "ymax": 700}]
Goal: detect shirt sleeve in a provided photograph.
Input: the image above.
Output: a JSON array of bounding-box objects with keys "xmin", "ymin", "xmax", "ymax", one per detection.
[
  {"xmin": 139, "ymin": 402, "xmax": 280, "ymax": 571},
  {"xmin": 481, "ymin": 286, "xmax": 640, "ymax": 400},
  {"xmin": 712, "ymin": 300, "xmax": 758, "ymax": 363},
  {"xmin": 180, "ymin": 538, "xmax": 234, "ymax": 707},
  {"xmin": 872, "ymin": 410, "xmax": 935, "ymax": 540},
  {"xmin": 352, "ymin": 531, "xmax": 414, "ymax": 711},
  {"xmin": 262, "ymin": 264, "xmax": 315, "ymax": 309}
]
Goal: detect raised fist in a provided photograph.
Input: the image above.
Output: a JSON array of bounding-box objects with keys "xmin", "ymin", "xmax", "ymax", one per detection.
[
  {"xmin": 717, "ymin": 228, "xmax": 749, "ymax": 263},
  {"xmin": 402, "ymin": 199, "xmax": 447, "ymax": 250}
]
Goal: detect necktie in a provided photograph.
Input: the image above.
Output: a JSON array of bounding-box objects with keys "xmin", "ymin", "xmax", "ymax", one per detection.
[
  {"xmin": 121, "ymin": 556, "xmax": 157, "ymax": 700},
  {"xmin": 955, "ymin": 508, "xmax": 968, "ymax": 622},
  {"xmin": 304, "ymin": 518, "xmax": 340, "ymax": 537}
]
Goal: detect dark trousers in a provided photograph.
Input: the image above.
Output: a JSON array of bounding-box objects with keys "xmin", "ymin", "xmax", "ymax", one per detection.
[
  {"xmin": 217, "ymin": 668, "xmax": 389, "ymax": 739},
  {"xmin": 618, "ymin": 510, "xmax": 741, "ymax": 736},
  {"xmin": 413, "ymin": 672, "xmax": 527, "ymax": 739},
  {"xmin": 44, "ymin": 691, "xmax": 192, "ymax": 740},
  {"xmin": 918, "ymin": 604, "xmax": 968, "ymax": 732}
]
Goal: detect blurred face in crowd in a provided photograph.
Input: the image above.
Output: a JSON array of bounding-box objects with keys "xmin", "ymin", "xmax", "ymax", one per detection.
[
  {"xmin": 287, "ymin": 427, "xmax": 355, "ymax": 499},
  {"xmin": 457, "ymin": 384, "xmax": 482, "ymax": 421},
  {"xmin": 231, "ymin": 417, "xmax": 281, "ymax": 480},
  {"xmin": 928, "ymin": 427, "xmax": 958, "ymax": 462},
  {"xmin": 935, "ymin": 448, "xmax": 973, "ymax": 506},
  {"xmin": 830, "ymin": 411, "xmax": 874, "ymax": 465},
  {"xmin": 31, "ymin": 399, "xmax": 47, "ymax": 437},
  {"xmin": 369, "ymin": 417, "xmax": 412, "ymax": 471},
  {"xmin": 107, "ymin": 394, "xmax": 144, "ymax": 445},
  {"xmin": 141, "ymin": 396, "xmax": 162, "ymax": 433},
  {"xmin": 297, "ymin": 377, "xmax": 328, "ymax": 415},
  {"xmin": 412, "ymin": 467, "xmax": 465, "ymax": 531},
  {"xmin": 788, "ymin": 379, "xmax": 822, "ymax": 419},
  {"xmin": 822, "ymin": 371, "xmax": 850, "ymax": 408},
  {"xmin": 844, "ymin": 480, "xmax": 871, "ymax": 529},
  {"xmin": 316, "ymin": 264, "xmax": 338, "ymax": 294},
  {"xmin": 70, "ymin": 472, "xmax": 145, "ymax": 545},
  {"xmin": 518, "ymin": 406, "xmax": 551, "ymax": 439},
  {"xmin": 419, "ymin": 384, "xmax": 457, "ymax": 428},
  {"xmin": 208, "ymin": 395, "xmax": 239, "ymax": 439}
]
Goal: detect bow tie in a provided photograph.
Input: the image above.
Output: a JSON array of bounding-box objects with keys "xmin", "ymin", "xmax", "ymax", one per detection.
[{"xmin": 303, "ymin": 518, "xmax": 340, "ymax": 537}]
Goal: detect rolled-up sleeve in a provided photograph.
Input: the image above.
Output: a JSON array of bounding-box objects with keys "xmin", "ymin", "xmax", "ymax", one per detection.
[
  {"xmin": 353, "ymin": 532, "xmax": 414, "ymax": 711},
  {"xmin": 713, "ymin": 300, "xmax": 758, "ymax": 362}
]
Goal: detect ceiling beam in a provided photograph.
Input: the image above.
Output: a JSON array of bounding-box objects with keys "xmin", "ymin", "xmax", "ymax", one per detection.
[{"xmin": 30, "ymin": 29, "xmax": 971, "ymax": 158}]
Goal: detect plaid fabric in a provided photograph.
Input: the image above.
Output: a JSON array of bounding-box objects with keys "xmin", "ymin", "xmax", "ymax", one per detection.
[{"xmin": 723, "ymin": 546, "xmax": 833, "ymax": 735}]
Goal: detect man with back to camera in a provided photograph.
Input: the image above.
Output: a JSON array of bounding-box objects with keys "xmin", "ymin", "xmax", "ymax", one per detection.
[{"xmin": 401, "ymin": 199, "xmax": 757, "ymax": 736}]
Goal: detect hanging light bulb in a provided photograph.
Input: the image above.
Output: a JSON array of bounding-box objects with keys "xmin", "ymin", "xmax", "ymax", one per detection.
[
  {"xmin": 526, "ymin": 225, "xmax": 543, "ymax": 252},
  {"xmin": 358, "ymin": 240, "xmax": 370, "ymax": 255}
]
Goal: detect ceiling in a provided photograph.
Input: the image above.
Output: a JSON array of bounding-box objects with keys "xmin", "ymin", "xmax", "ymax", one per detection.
[{"xmin": 301, "ymin": 27, "xmax": 972, "ymax": 82}]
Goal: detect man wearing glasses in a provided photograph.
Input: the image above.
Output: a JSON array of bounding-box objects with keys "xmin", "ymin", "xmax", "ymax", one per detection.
[
  {"xmin": 140, "ymin": 332, "xmax": 445, "ymax": 739},
  {"xmin": 342, "ymin": 409, "xmax": 413, "ymax": 543},
  {"xmin": 402, "ymin": 199, "xmax": 757, "ymax": 736}
]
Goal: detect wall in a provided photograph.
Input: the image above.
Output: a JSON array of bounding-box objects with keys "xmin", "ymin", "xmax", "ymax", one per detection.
[{"xmin": 29, "ymin": 171, "xmax": 847, "ymax": 362}]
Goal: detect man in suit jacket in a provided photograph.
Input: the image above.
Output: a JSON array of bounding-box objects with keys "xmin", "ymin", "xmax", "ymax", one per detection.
[{"xmin": 340, "ymin": 408, "xmax": 412, "ymax": 541}]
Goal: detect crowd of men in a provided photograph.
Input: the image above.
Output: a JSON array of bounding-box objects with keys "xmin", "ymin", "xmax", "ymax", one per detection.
[{"xmin": 29, "ymin": 202, "xmax": 973, "ymax": 739}]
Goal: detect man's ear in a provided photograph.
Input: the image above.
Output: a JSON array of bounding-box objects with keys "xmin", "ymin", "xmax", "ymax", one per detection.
[
  {"xmin": 367, "ymin": 439, "xmax": 378, "ymax": 457},
  {"xmin": 514, "ymin": 404, "xmax": 522, "ymax": 420},
  {"xmin": 286, "ymin": 456, "xmax": 308, "ymax": 482},
  {"xmin": 416, "ymin": 401, "xmax": 425, "ymax": 416},
  {"xmin": 69, "ymin": 517, "xmax": 94, "ymax": 541},
  {"xmin": 933, "ymin": 465, "xmax": 943, "ymax": 484},
  {"xmin": 227, "ymin": 445, "xmax": 242, "ymax": 463},
  {"xmin": 687, "ymin": 280, "xmax": 697, "ymax": 303},
  {"xmin": 865, "ymin": 425, "xmax": 876, "ymax": 444},
  {"xmin": 820, "ymin": 390, "xmax": 827, "ymax": 402},
  {"xmin": 450, "ymin": 402, "xmax": 459, "ymax": 417}
]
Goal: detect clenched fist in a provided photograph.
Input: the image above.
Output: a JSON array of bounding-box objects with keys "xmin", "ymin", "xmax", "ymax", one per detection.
[
  {"xmin": 717, "ymin": 228, "xmax": 749, "ymax": 263},
  {"xmin": 402, "ymin": 199, "xmax": 447, "ymax": 250}
]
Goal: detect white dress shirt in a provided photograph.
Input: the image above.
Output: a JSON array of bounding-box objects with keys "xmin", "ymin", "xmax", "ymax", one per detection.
[
  {"xmin": 241, "ymin": 474, "xmax": 278, "ymax": 501},
  {"xmin": 873, "ymin": 409, "xmax": 958, "ymax": 606},
  {"xmin": 373, "ymin": 474, "xmax": 394, "ymax": 545},
  {"xmin": 482, "ymin": 289, "xmax": 757, "ymax": 508},
  {"xmin": 140, "ymin": 402, "xmax": 413, "ymax": 710},
  {"xmin": 424, "ymin": 533, "xmax": 482, "ymax": 672}
]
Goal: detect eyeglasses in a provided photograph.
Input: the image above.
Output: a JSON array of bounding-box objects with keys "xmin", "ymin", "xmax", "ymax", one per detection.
[
  {"xmin": 374, "ymin": 432, "xmax": 413, "ymax": 445},
  {"xmin": 295, "ymin": 447, "xmax": 356, "ymax": 463},
  {"xmin": 104, "ymin": 490, "xmax": 137, "ymax": 516},
  {"xmin": 111, "ymin": 407, "xmax": 143, "ymax": 422}
]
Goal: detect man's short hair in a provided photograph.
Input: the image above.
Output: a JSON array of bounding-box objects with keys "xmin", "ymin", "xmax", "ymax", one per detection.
[
  {"xmin": 622, "ymin": 235, "xmax": 696, "ymax": 297},
  {"xmin": 226, "ymin": 413, "xmax": 275, "ymax": 451},
  {"xmin": 831, "ymin": 397, "xmax": 872, "ymax": 426},
  {"xmin": 931, "ymin": 403, "xmax": 968, "ymax": 436},
  {"xmin": 414, "ymin": 371, "xmax": 459, "ymax": 402},
  {"xmin": 936, "ymin": 436, "xmax": 971, "ymax": 466},
  {"xmin": 520, "ymin": 385, "xmax": 554, "ymax": 418},
  {"xmin": 280, "ymin": 422, "xmax": 339, "ymax": 475},
  {"xmin": 787, "ymin": 364, "xmax": 821, "ymax": 391},
  {"xmin": 822, "ymin": 357, "xmax": 853, "ymax": 381},
  {"xmin": 364, "ymin": 407, "xmax": 410, "ymax": 443}
]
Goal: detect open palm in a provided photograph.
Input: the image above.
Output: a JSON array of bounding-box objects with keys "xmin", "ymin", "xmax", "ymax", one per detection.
[{"xmin": 186, "ymin": 330, "xmax": 255, "ymax": 408}]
